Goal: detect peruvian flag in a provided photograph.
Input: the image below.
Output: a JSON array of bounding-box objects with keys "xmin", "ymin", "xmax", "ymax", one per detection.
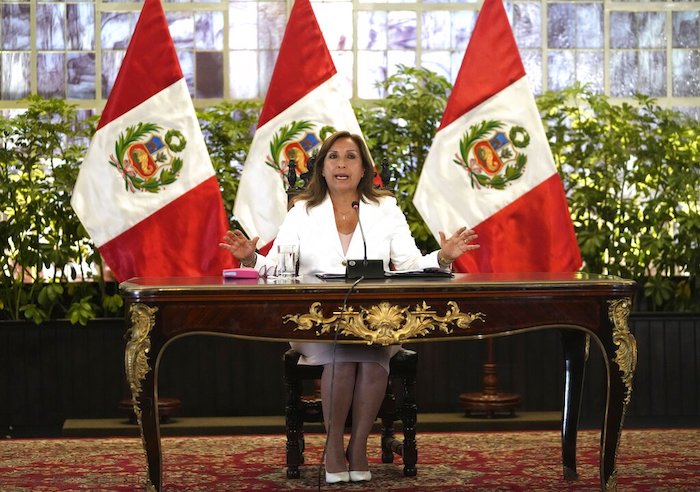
[
  {"xmin": 413, "ymin": 0, "xmax": 581, "ymax": 273},
  {"xmin": 233, "ymin": 0, "xmax": 372, "ymax": 246},
  {"xmin": 71, "ymin": 0, "xmax": 232, "ymax": 281}
]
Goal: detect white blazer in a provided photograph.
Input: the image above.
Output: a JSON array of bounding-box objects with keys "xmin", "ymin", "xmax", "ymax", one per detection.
[{"xmin": 253, "ymin": 194, "xmax": 440, "ymax": 275}]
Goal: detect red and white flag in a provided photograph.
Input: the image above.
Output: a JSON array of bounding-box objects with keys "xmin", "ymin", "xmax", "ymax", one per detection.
[
  {"xmin": 233, "ymin": 0, "xmax": 372, "ymax": 246},
  {"xmin": 413, "ymin": 0, "xmax": 581, "ymax": 273},
  {"xmin": 71, "ymin": 0, "xmax": 232, "ymax": 281}
]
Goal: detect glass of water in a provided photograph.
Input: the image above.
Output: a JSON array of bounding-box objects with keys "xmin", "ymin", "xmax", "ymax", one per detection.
[{"xmin": 276, "ymin": 244, "xmax": 299, "ymax": 278}]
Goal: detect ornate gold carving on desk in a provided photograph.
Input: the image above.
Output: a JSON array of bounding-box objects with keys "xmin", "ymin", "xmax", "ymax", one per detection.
[
  {"xmin": 609, "ymin": 297, "xmax": 636, "ymax": 406},
  {"xmin": 124, "ymin": 303, "xmax": 158, "ymax": 492},
  {"xmin": 125, "ymin": 303, "xmax": 158, "ymax": 414},
  {"xmin": 606, "ymin": 297, "xmax": 636, "ymax": 492},
  {"xmin": 284, "ymin": 300, "xmax": 484, "ymax": 345}
]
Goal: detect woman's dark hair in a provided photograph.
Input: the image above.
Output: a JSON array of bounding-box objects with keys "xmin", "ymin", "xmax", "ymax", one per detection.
[{"xmin": 292, "ymin": 130, "xmax": 391, "ymax": 210}]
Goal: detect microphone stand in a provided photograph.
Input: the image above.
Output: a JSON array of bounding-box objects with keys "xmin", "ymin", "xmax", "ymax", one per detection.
[{"xmin": 345, "ymin": 201, "xmax": 384, "ymax": 279}]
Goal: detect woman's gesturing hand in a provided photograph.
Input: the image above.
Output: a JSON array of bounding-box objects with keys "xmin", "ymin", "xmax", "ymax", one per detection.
[
  {"xmin": 219, "ymin": 229, "xmax": 259, "ymax": 264},
  {"xmin": 438, "ymin": 227, "xmax": 479, "ymax": 265}
]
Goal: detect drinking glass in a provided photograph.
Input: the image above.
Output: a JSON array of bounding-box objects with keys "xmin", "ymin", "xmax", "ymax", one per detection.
[{"xmin": 276, "ymin": 244, "xmax": 299, "ymax": 278}]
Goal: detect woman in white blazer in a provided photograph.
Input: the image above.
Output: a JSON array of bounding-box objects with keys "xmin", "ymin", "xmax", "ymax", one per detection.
[{"xmin": 221, "ymin": 131, "xmax": 478, "ymax": 484}]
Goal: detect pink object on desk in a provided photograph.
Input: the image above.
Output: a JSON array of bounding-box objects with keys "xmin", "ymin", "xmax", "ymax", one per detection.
[{"xmin": 223, "ymin": 268, "xmax": 259, "ymax": 279}]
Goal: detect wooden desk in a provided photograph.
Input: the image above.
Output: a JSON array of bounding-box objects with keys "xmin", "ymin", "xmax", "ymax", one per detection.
[{"xmin": 120, "ymin": 272, "xmax": 636, "ymax": 492}]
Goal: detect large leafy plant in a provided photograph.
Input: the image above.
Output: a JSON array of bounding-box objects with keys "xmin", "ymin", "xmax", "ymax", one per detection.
[
  {"xmin": 196, "ymin": 100, "xmax": 261, "ymax": 218},
  {"xmin": 0, "ymin": 96, "xmax": 122, "ymax": 324},
  {"xmin": 538, "ymin": 84, "xmax": 699, "ymax": 311}
]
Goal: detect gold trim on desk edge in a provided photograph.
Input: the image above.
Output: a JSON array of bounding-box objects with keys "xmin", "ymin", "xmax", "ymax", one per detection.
[
  {"xmin": 284, "ymin": 300, "xmax": 485, "ymax": 345},
  {"xmin": 606, "ymin": 296, "xmax": 637, "ymax": 492},
  {"xmin": 124, "ymin": 303, "xmax": 158, "ymax": 492}
]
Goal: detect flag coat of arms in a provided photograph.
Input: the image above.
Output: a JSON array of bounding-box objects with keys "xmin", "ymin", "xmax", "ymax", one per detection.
[
  {"xmin": 71, "ymin": 0, "xmax": 232, "ymax": 281},
  {"xmin": 413, "ymin": 0, "xmax": 581, "ymax": 273},
  {"xmin": 233, "ymin": 0, "xmax": 368, "ymax": 246}
]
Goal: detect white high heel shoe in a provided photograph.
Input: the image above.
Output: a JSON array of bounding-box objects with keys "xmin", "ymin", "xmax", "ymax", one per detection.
[
  {"xmin": 325, "ymin": 470, "xmax": 350, "ymax": 484},
  {"xmin": 349, "ymin": 470, "xmax": 371, "ymax": 482}
]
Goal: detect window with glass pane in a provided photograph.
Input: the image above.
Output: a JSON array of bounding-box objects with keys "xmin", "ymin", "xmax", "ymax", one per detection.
[{"xmin": 0, "ymin": 0, "xmax": 695, "ymax": 118}]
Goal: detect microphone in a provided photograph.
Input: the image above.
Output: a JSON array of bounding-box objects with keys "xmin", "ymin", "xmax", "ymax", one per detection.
[{"xmin": 345, "ymin": 201, "xmax": 385, "ymax": 279}]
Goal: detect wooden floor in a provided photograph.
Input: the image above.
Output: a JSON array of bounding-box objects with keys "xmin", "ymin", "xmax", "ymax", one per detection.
[{"xmin": 62, "ymin": 411, "xmax": 563, "ymax": 438}]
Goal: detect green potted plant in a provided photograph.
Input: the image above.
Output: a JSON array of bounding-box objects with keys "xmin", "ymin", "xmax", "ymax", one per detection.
[
  {"xmin": 197, "ymin": 100, "xmax": 261, "ymax": 218},
  {"xmin": 538, "ymin": 84, "xmax": 700, "ymax": 311},
  {"xmin": 0, "ymin": 96, "xmax": 123, "ymax": 325}
]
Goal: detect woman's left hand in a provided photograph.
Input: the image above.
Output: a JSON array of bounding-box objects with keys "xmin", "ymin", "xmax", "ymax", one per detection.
[{"xmin": 438, "ymin": 227, "xmax": 479, "ymax": 263}]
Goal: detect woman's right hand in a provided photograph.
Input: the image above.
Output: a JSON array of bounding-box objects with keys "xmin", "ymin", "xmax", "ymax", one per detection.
[{"xmin": 219, "ymin": 229, "xmax": 259, "ymax": 264}]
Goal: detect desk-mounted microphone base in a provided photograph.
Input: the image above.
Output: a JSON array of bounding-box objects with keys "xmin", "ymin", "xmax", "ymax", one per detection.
[{"xmin": 346, "ymin": 259, "xmax": 384, "ymax": 279}]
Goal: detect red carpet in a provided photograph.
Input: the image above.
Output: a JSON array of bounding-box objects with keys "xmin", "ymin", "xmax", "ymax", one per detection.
[{"xmin": 0, "ymin": 429, "xmax": 698, "ymax": 491}]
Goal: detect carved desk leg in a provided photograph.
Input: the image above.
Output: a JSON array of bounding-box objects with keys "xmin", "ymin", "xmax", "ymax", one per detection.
[
  {"xmin": 125, "ymin": 303, "xmax": 162, "ymax": 492},
  {"xmin": 560, "ymin": 329, "xmax": 589, "ymax": 481},
  {"xmin": 600, "ymin": 298, "xmax": 637, "ymax": 492}
]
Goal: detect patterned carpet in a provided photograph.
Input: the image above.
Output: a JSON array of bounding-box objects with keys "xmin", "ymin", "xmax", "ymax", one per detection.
[{"xmin": 0, "ymin": 429, "xmax": 699, "ymax": 491}]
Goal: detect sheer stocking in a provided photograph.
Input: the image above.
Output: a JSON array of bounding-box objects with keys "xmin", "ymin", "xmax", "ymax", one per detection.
[
  {"xmin": 346, "ymin": 362, "xmax": 388, "ymax": 471},
  {"xmin": 321, "ymin": 362, "xmax": 355, "ymax": 473}
]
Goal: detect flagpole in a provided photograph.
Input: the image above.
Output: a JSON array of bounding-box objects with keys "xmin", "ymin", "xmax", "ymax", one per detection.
[{"xmin": 458, "ymin": 339, "xmax": 521, "ymax": 417}]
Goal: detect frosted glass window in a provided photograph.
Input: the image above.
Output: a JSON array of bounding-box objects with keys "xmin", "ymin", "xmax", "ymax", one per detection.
[
  {"xmin": 610, "ymin": 12, "xmax": 665, "ymax": 49},
  {"xmin": 229, "ymin": 50, "xmax": 258, "ymax": 99},
  {"xmin": 358, "ymin": 11, "xmax": 387, "ymax": 50},
  {"xmin": 575, "ymin": 3, "xmax": 602, "ymax": 49},
  {"xmin": 101, "ymin": 12, "xmax": 138, "ymax": 50},
  {"xmin": 2, "ymin": 4, "xmax": 30, "ymax": 50},
  {"xmin": 195, "ymin": 52, "xmax": 223, "ymax": 98},
  {"xmin": 67, "ymin": 4, "xmax": 95, "ymax": 51},
  {"xmin": 0, "ymin": 0, "xmax": 697, "ymax": 114},
  {"xmin": 229, "ymin": 2, "xmax": 258, "ymax": 49},
  {"xmin": 177, "ymin": 51, "xmax": 195, "ymax": 94},
  {"xmin": 388, "ymin": 49, "xmax": 415, "ymax": 76},
  {"xmin": 423, "ymin": 11, "xmax": 452, "ymax": 50},
  {"xmin": 549, "ymin": 3, "xmax": 602, "ymax": 50},
  {"xmin": 357, "ymin": 50, "xmax": 387, "ymax": 99},
  {"xmin": 548, "ymin": 50, "xmax": 575, "ymax": 91},
  {"xmin": 672, "ymin": 49, "xmax": 700, "ymax": 97},
  {"xmin": 513, "ymin": 2, "xmax": 540, "ymax": 49},
  {"xmin": 329, "ymin": 50, "xmax": 353, "ymax": 99},
  {"xmin": 673, "ymin": 11, "xmax": 700, "ymax": 49},
  {"xmin": 166, "ymin": 12, "xmax": 195, "ymax": 50},
  {"xmin": 520, "ymin": 49, "xmax": 542, "ymax": 95},
  {"xmin": 1, "ymin": 52, "xmax": 30, "ymax": 99},
  {"xmin": 101, "ymin": 51, "xmax": 124, "ymax": 98},
  {"xmin": 548, "ymin": 4, "xmax": 575, "ymax": 49},
  {"xmin": 451, "ymin": 10, "xmax": 476, "ymax": 52},
  {"xmin": 611, "ymin": 50, "xmax": 667, "ymax": 97},
  {"xmin": 388, "ymin": 11, "xmax": 416, "ymax": 50},
  {"xmin": 422, "ymin": 50, "xmax": 452, "ymax": 81},
  {"xmin": 38, "ymin": 53, "xmax": 65, "ymax": 98},
  {"xmin": 258, "ymin": 49, "xmax": 277, "ymax": 95},
  {"xmin": 37, "ymin": 3, "xmax": 66, "ymax": 50},
  {"xmin": 315, "ymin": 2, "xmax": 353, "ymax": 50},
  {"xmin": 67, "ymin": 52, "xmax": 95, "ymax": 99},
  {"xmin": 258, "ymin": 1, "xmax": 286, "ymax": 50},
  {"xmin": 575, "ymin": 50, "xmax": 604, "ymax": 93},
  {"xmin": 196, "ymin": 12, "xmax": 224, "ymax": 50}
]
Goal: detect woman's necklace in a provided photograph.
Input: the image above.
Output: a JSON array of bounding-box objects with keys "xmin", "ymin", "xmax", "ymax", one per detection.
[
  {"xmin": 332, "ymin": 196, "xmax": 358, "ymax": 223},
  {"xmin": 336, "ymin": 209, "xmax": 353, "ymax": 221}
]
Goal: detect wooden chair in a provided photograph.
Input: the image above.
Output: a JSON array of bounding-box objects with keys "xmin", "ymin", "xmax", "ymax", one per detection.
[{"xmin": 283, "ymin": 347, "xmax": 418, "ymax": 478}]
